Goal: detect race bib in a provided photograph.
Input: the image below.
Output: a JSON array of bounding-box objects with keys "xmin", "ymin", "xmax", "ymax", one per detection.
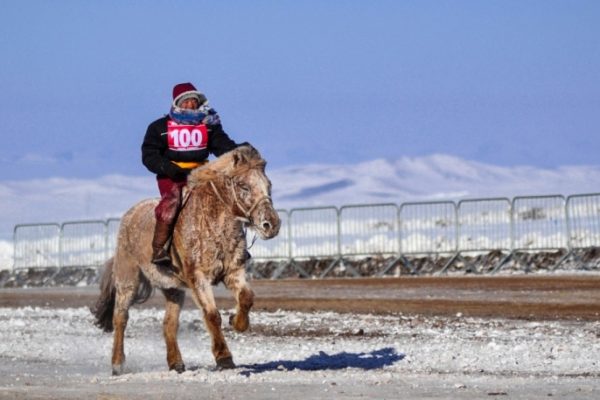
[{"xmin": 166, "ymin": 121, "xmax": 208, "ymax": 151}]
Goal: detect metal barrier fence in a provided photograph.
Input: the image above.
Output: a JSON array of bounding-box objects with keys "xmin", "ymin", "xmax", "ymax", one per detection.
[
  {"xmin": 13, "ymin": 223, "xmax": 61, "ymax": 269},
  {"xmin": 457, "ymin": 198, "xmax": 512, "ymax": 253},
  {"xmin": 11, "ymin": 193, "xmax": 600, "ymax": 275},
  {"xmin": 446, "ymin": 198, "xmax": 513, "ymax": 273},
  {"xmin": 564, "ymin": 193, "xmax": 600, "ymax": 270}
]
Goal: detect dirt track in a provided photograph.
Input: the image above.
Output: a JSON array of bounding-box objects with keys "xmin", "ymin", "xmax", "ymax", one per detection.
[{"xmin": 1, "ymin": 275, "xmax": 599, "ymax": 320}]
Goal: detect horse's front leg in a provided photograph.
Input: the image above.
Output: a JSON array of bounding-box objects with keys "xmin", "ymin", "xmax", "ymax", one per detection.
[
  {"xmin": 225, "ymin": 268, "xmax": 254, "ymax": 333},
  {"xmin": 190, "ymin": 274, "xmax": 235, "ymax": 369},
  {"xmin": 162, "ymin": 288, "xmax": 186, "ymax": 373}
]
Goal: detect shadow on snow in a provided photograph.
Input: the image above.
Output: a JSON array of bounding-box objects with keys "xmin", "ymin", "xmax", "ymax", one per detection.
[{"xmin": 238, "ymin": 347, "xmax": 404, "ymax": 377}]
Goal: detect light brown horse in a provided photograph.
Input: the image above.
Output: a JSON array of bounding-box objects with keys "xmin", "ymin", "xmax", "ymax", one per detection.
[{"xmin": 92, "ymin": 145, "xmax": 280, "ymax": 375}]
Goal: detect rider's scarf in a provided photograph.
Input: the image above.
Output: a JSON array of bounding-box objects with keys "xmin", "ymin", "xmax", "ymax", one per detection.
[{"xmin": 169, "ymin": 103, "xmax": 222, "ymax": 126}]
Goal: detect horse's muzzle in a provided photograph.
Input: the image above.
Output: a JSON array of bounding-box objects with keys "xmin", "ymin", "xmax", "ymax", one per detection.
[{"xmin": 253, "ymin": 207, "xmax": 281, "ymax": 240}]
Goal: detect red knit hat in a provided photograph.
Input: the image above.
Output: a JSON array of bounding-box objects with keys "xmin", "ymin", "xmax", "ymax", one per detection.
[{"xmin": 172, "ymin": 82, "xmax": 207, "ymax": 107}]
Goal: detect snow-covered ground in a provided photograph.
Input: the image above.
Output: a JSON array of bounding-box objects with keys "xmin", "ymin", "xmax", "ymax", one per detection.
[{"xmin": 0, "ymin": 307, "xmax": 598, "ymax": 399}]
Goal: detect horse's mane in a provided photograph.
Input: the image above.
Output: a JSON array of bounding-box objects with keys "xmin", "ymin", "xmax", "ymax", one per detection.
[{"xmin": 187, "ymin": 145, "xmax": 266, "ymax": 189}]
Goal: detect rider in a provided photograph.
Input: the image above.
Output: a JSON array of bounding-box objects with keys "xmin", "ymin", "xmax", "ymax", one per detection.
[{"xmin": 142, "ymin": 82, "xmax": 239, "ymax": 267}]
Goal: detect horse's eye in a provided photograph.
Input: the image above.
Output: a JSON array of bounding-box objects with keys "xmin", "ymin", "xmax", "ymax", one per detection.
[{"xmin": 239, "ymin": 184, "xmax": 250, "ymax": 193}]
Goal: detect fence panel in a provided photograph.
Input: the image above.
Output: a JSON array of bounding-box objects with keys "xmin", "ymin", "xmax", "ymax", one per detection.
[
  {"xmin": 12, "ymin": 193, "xmax": 600, "ymax": 275},
  {"xmin": 339, "ymin": 203, "xmax": 399, "ymax": 257},
  {"xmin": 13, "ymin": 223, "xmax": 60, "ymax": 269},
  {"xmin": 247, "ymin": 209, "xmax": 290, "ymax": 260},
  {"xmin": 289, "ymin": 207, "xmax": 339, "ymax": 259},
  {"xmin": 566, "ymin": 193, "xmax": 600, "ymax": 249},
  {"xmin": 399, "ymin": 201, "xmax": 457, "ymax": 254},
  {"xmin": 60, "ymin": 221, "xmax": 108, "ymax": 267},
  {"xmin": 457, "ymin": 198, "xmax": 512, "ymax": 252},
  {"xmin": 512, "ymin": 195, "xmax": 567, "ymax": 251},
  {"xmin": 106, "ymin": 218, "xmax": 121, "ymax": 257}
]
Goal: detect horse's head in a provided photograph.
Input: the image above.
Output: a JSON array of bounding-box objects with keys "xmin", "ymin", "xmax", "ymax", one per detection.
[
  {"xmin": 188, "ymin": 144, "xmax": 281, "ymax": 239},
  {"xmin": 222, "ymin": 145, "xmax": 281, "ymax": 239}
]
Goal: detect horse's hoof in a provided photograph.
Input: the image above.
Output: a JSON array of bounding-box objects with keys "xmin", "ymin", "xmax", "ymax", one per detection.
[
  {"xmin": 216, "ymin": 356, "xmax": 235, "ymax": 370},
  {"xmin": 112, "ymin": 364, "xmax": 124, "ymax": 376},
  {"xmin": 170, "ymin": 362, "xmax": 186, "ymax": 374},
  {"xmin": 229, "ymin": 313, "xmax": 250, "ymax": 332}
]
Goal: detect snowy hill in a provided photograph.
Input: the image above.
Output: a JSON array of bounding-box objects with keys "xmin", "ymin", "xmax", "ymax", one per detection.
[
  {"xmin": 2, "ymin": 154, "xmax": 600, "ymax": 242},
  {"xmin": 270, "ymin": 155, "xmax": 600, "ymax": 207}
]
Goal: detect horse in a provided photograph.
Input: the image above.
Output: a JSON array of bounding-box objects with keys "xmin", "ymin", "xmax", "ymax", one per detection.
[{"xmin": 91, "ymin": 145, "xmax": 281, "ymax": 375}]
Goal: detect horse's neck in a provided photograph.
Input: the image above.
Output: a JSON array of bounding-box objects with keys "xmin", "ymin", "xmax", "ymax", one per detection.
[
  {"xmin": 178, "ymin": 181, "xmax": 236, "ymax": 229},
  {"xmin": 169, "ymin": 181, "xmax": 244, "ymax": 275}
]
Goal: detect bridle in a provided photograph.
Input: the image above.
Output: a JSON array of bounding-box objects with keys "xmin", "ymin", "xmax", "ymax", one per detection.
[
  {"xmin": 177, "ymin": 178, "xmax": 270, "ymax": 250},
  {"xmin": 209, "ymin": 180, "xmax": 272, "ymax": 226}
]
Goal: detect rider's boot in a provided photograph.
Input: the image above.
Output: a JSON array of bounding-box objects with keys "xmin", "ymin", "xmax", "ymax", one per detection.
[{"xmin": 151, "ymin": 221, "xmax": 173, "ymax": 268}]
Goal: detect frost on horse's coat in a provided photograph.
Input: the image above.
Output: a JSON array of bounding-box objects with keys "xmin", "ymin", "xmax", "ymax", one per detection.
[{"xmin": 91, "ymin": 145, "xmax": 280, "ymax": 374}]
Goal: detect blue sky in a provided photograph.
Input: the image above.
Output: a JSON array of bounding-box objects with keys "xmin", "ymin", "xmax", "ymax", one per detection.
[{"xmin": 1, "ymin": 0, "xmax": 599, "ymax": 181}]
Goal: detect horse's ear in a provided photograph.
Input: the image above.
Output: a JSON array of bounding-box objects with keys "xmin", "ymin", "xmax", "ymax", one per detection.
[
  {"xmin": 232, "ymin": 151, "xmax": 244, "ymax": 167},
  {"xmin": 247, "ymin": 145, "xmax": 261, "ymax": 159},
  {"xmin": 239, "ymin": 142, "xmax": 261, "ymax": 160},
  {"xmin": 229, "ymin": 143, "xmax": 261, "ymax": 171}
]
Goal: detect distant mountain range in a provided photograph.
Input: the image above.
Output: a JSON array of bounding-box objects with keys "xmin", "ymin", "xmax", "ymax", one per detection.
[
  {"xmin": 270, "ymin": 154, "xmax": 600, "ymax": 207},
  {"xmin": 2, "ymin": 154, "xmax": 600, "ymax": 240}
]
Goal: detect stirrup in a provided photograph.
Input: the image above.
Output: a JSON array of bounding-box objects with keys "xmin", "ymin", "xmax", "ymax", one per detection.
[
  {"xmin": 152, "ymin": 249, "xmax": 172, "ymax": 268},
  {"xmin": 152, "ymin": 255, "xmax": 172, "ymax": 268}
]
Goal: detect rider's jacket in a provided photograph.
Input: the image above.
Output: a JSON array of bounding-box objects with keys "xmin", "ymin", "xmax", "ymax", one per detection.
[{"xmin": 141, "ymin": 116, "xmax": 237, "ymax": 179}]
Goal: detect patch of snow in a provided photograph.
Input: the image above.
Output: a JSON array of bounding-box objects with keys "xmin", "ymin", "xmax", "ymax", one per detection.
[{"xmin": 0, "ymin": 307, "xmax": 598, "ymax": 398}]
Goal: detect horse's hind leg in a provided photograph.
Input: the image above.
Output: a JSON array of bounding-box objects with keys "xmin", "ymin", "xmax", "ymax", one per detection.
[
  {"xmin": 111, "ymin": 283, "xmax": 137, "ymax": 375},
  {"xmin": 162, "ymin": 288, "xmax": 185, "ymax": 373},
  {"xmin": 225, "ymin": 268, "xmax": 254, "ymax": 333}
]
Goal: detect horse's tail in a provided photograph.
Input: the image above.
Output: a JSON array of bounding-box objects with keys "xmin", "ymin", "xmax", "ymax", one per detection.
[{"xmin": 91, "ymin": 257, "xmax": 117, "ymax": 333}]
